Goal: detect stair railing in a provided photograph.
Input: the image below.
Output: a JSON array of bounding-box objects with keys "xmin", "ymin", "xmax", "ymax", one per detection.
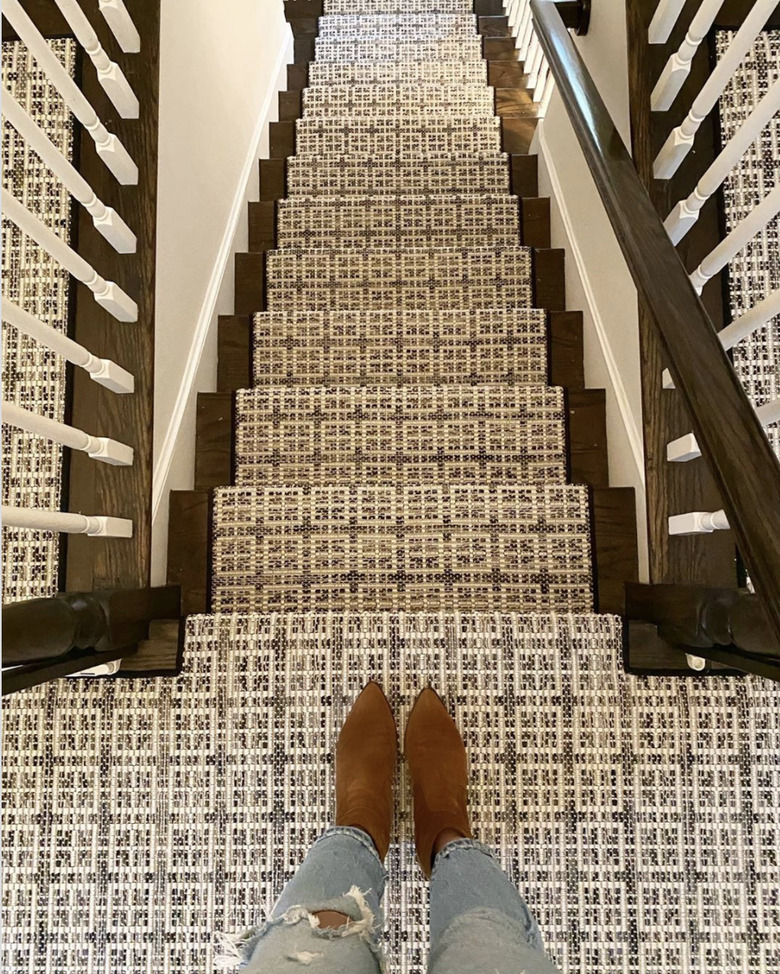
[
  {"xmin": 2, "ymin": 0, "xmax": 142, "ymax": 541},
  {"xmin": 530, "ymin": 0, "xmax": 780, "ymax": 674}
]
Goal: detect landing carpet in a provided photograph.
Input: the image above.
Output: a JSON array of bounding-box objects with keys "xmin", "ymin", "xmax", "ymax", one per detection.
[
  {"xmin": 716, "ymin": 28, "xmax": 780, "ymax": 458},
  {"xmin": 3, "ymin": 613, "xmax": 780, "ymax": 974},
  {"xmin": 1, "ymin": 38, "xmax": 76, "ymax": 603}
]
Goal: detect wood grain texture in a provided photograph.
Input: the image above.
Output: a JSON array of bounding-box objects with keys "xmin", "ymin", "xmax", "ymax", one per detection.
[
  {"xmin": 217, "ymin": 316, "xmax": 252, "ymax": 393},
  {"xmin": 235, "ymin": 253, "xmax": 266, "ymax": 315},
  {"xmin": 259, "ymin": 159, "xmax": 286, "ymax": 203},
  {"xmin": 520, "ymin": 197, "xmax": 551, "ymax": 247},
  {"xmin": 495, "ymin": 87, "xmax": 536, "ymax": 117},
  {"xmin": 568, "ymin": 389, "xmax": 609, "ymax": 488},
  {"xmin": 119, "ymin": 619, "xmax": 183, "ymax": 675},
  {"xmin": 548, "ymin": 311, "xmax": 584, "ymax": 390},
  {"xmin": 501, "ymin": 117, "xmax": 539, "ymax": 154},
  {"xmin": 488, "ymin": 61, "xmax": 529, "ymax": 87},
  {"xmin": 474, "ymin": 0, "xmax": 505, "ymax": 13},
  {"xmin": 167, "ymin": 491, "xmax": 210, "ymax": 615},
  {"xmin": 64, "ymin": 0, "xmax": 160, "ymax": 593},
  {"xmin": 509, "ymin": 154, "xmax": 538, "ymax": 197},
  {"xmin": 593, "ymin": 487, "xmax": 639, "ymax": 616},
  {"xmin": 536, "ymin": 0, "xmax": 780, "ymax": 638},
  {"xmin": 194, "ymin": 394, "xmax": 234, "ymax": 491},
  {"xmin": 483, "ymin": 36, "xmax": 519, "ymax": 60},
  {"xmin": 533, "ymin": 248, "xmax": 566, "ymax": 311},
  {"xmin": 478, "ymin": 15, "xmax": 510, "ymax": 36},
  {"xmin": 248, "ymin": 201, "xmax": 277, "ymax": 253},
  {"xmin": 278, "ymin": 89, "xmax": 302, "ymax": 122}
]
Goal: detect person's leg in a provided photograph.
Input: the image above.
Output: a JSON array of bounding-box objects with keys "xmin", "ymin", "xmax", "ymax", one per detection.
[
  {"xmin": 404, "ymin": 688, "xmax": 562, "ymax": 974},
  {"xmin": 220, "ymin": 683, "xmax": 397, "ymax": 972}
]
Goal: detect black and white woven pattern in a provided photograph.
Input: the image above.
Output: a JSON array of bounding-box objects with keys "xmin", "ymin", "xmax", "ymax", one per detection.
[
  {"xmin": 276, "ymin": 194, "xmax": 519, "ymax": 249},
  {"xmin": 210, "ymin": 485, "xmax": 593, "ymax": 613},
  {"xmin": 2, "ymin": 39, "xmax": 76, "ymax": 604},
  {"xmin": 302, "ymin": 84, "xmax": 495, "ymax": 118},
  {"xmin": 233, "ymin": 384, "xmax": 567, "ymax": 486},
  {"xmin": 314, "ymin": 36, "xmax": 484, "ymax": 62},
  {"xmin": 294, "ymin": 115, "xmax": 502, "ymax": 156},
  {"xmin": 308, "ymin": 60, "xmax": 488, "ymax": 85},
  {"xmin": 325, "ymin": 0, "xmax": 473, "ymax": 11},
  {"xmin": 286, "ymin": 153, "xmax": 511, "ymax": 196},
  {"xmin": 4, "ymin": 612, "xmax": 779, "ymax": 974},
  {"xmin": 716, "ymin": 29, "xmax": 780, "ymax": 458},
  {"xmin": 317, "ymin": 14, "xmax": 478, "ymax": 39},
  {"xmin": 266, "ymin": 246, "xmax": 534, "ymax": 312},
  {"xmin": 252, "ymin": 309, "xmax": 549, "ymax": 387}
]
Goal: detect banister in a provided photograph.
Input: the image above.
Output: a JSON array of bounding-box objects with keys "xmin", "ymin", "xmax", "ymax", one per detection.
[{"xmin": 530, "ymin": 0, "xmax": 780, "ymax": 645}]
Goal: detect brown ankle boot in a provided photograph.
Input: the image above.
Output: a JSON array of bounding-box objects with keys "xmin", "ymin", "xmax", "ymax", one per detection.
[
  {"xmin": 335, "ymin": 681, "xmax": 397, "ymax": 860},
  {"xmin": 404, "ymin": 687, "xmax": 473, "ymax": 878}
]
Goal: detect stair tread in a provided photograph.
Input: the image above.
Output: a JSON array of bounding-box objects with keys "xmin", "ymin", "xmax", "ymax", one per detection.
[
  {"xmin": 314, "ymin": 38, "xmax": 485, "ymax": 61},
  {"xmin": 324, "ymin": 0, "xmax": 475, "ymax": 11},
  {"xmin": 317, "ymin": 14, "xmax": 479, "ymax": 38},
  {"xmin": 252, "ymin": 308, "xmax": 548, "ymax": 386},
  {"xmin": 234, "ymin": 384, "xmax": 566, "ymax": 487},
  {"xmin": 286, "ymin": 152, "xmax": 511, "ymax": 196},
  {"xmin": 211, "ymin": 483, "xmax": 594, "ymax": 614},
  {"xmin": 294, "ymin": 116, "xmax": 502, "ymax": 156},
  {"xmin": 266, "ymin": 244, "xmax": 534, "ymax": 312},
  {"xmin": 277, "ymin": 194, "xmax": 519, "ymax": 249},
  {"xmin": 309, "ymin": 61, "xmax": 488, "ymax": 85},
  {"xmin": 302, "ymin": 83, "xmax": 495, "ymax": 118}
]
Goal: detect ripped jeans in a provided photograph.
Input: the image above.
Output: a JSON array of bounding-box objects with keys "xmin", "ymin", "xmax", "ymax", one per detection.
[{"xmin": 230, "ymin": 827, "xmax": 562, "ymax": 973}]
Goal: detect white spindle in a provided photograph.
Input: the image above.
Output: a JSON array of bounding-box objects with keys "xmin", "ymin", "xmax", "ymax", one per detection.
[
  {"xmin": 653, "ymin": 0, "xmax": 776, "ymax": 179},
  {"xmin": 52, "ymin": 0, "xmax": 138, "ymax": 118},
  {"xmin": 3, "ymin": 0, "xmax": 138, "ymax": 185},
  {"xmin": 539, "ymin": 68, "xmax": 556, "ymax": 116},
  {"xmin": 651, "ymin": 0, "xmax": 726, "ymax": 111},
  {"xmin": 664, "ymin": 78, "xmax": 780, "ymax": 244},
  {"xmin": 508, "ymin": 0, "xmax": 524, "ymax": 33},
  {"xmin": 3, "ymin": 189, "xmax": 138, "ymax": 323},
  {"xmin": 667, "ymin": 398, "xmax": 780, "ymax": 461},
  {"xmin": 648, "ymin": 0, "xmax": 687, "ymax": 44},
  {"xmin": 669, "ymin": 509, "xmax": 730, "ymax": 535},
  {"xmin": 526, "ymin": 34, "xmax": 544, "ymax": 90},
  {"xmin": 2, "ymin": 301, "xmax": 134, "ymax": 394},
  {"xmin": 689, "ymin": 183, "xmax": 780, "ymax": 293},
  {"xmin": 2, "ymin": 92, "xmax": 137, "ymax": 253},
  {"xmin": 518, "ymin": 8, "xmax": 535, "ymax": 61},
  {"xmin": 3, "ymin": 401, "xmax": 134, "ymax": 466},
  {"xmin": 2, "ymin": 505, "xmax": 133, "ymax": 537},
  {"xmin": 663, "ymin": 288, "xmax": 780, "ymax": 388},
  {"xmin": 98, "ymin": 0, "xmax": 140, "ymax": 54},
  {"xmin": 533, "ymin": 58, "xmax": 549, "ymax": 104}
]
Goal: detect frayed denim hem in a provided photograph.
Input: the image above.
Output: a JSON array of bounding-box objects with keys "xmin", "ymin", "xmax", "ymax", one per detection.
[{"xmin": 431, "ymin": 837, "xmax": 497, "ymax": 877}]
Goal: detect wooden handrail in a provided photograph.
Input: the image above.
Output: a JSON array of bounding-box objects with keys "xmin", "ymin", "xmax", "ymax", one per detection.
[{"xmin": 530, "ymin": 0, "xmax": 780, "ymax": 644}]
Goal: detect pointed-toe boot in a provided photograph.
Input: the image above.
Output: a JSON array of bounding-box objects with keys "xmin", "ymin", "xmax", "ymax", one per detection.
[
  {"xmin": 335, "ymin": 681, "xmax": 397, "ymax": 861},
  {"xmin": 404, "ymin": 688, "xmax": 473, "ymax": 878}
]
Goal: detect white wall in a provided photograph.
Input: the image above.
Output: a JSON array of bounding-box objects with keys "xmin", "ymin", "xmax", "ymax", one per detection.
[
  {"xmin": 532, "ymin": 3, "xmax": 650, "ymax": 580},
  {"xmin": 151, "ymin": 1, "xmax": 293, "ymax": 585}
]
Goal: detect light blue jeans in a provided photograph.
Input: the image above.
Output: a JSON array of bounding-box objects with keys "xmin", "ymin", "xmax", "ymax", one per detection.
[{"xmin": 229, "ymin": 826, "xmax": 562, "ymax": 973}]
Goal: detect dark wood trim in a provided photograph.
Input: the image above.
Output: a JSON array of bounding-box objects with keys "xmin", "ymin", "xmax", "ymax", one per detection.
[
  {"xmin": 548, "ymin": 311, "xmax": 584, "ymax": 390},
  {"xmin": 259, "ymin": 159, "xmax": 287, "ymax": 203},
  {"xmin": 270, "ymin": 120, "xmax": 296, "ymax": 160},
  {"xmin": 532, "ymin": 248, "xmax": 566, "ymax": 312},
  {"xmin": 248, "ymin": 201, "xmax": 277, "ymax": 253},
  {"xmin": 593, "ymin": 487, "xmax": 639, "ymax": 616},
  {"xmin": 509, "ymin": 154, "xmax": 539, "ymax": 197},
  {"xmin": 194, "ymin": 393, "xmax": 234, "ymax": 491},
  {"xmin": 234, "ymin": 253, "xmax": 266, "ymax": 315},
  {"xmin": 64, "ymin": 0, "xmax": 161, "ymax": 593},
  {"xmin": 520, "ymin": 197, "xmax": 551, "ymax": 247},
  {"xmin": 278, "ymin": 89, "xmax": 302, "ymax": 123},
  {"xmin": 217, "ymin": 315, "xmax": 252, "ymax": 393},
  {"xmin": 474, "ymin": 0, "xmax": 505, "ymax": 14},
  {"xmin": 501, "ymin": 117, "xmax": 540, "ymax": 154},
  {"xmin": 568, "ymin": 389, "xmax": 609, "ymax": 487},
  {"xmin": 478, "ymin": 15, "xmax": 510, "ymax": 36},
  {"xmin": 167, "ymin": 490, "xmax": 210, "ymax": 615},
  {"xmin": 533, "ymin": 0, "xmax": 780, "ymax": 642}
]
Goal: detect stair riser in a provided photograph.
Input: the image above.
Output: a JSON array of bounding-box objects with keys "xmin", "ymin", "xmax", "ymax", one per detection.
[
  {"xmin": 317, "ymin": 14, "xmax": 479, "ymax": 38},
  {"xmin": 302, "ymin": 84, "xmax": 495, "ymax": 118},
  {"xmin": 314, "ymin": 37, "xmax": 484, "ymax": 61},
  {"xmin": 294, "ymin": 117, "xmax": 502, "ymax": 157},
  {"xmin": 308, "ymin": 61, "xmax": 487, "ymax": 84}
]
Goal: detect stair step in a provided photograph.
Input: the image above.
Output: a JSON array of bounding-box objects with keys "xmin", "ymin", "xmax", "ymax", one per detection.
[
  {"xmin": 325, "ymin": 0, "xmax": 474, "ymax": 10},
  {"xmin": 308, "ymin": 60, "xmax": 487, "ymax": 85},
  {"xmin": 294, "ymin": 116, "xmax": 502, "ymax": 156},
  {"xmin": 266, "ymin": 245, "xmax": 533, "ymax": 312},
  {"xmin": 211, "ymin": 484, "xmax": 594, "ymax": 613},
  {"xmin": 317, "ymin": 14, "xmax": 478, "ymax": 38},
  {"xmin": 286, "ymin": 152, "xmax": 511, "ymax": 197},
  {"xmin": 234, "ymin": 385, "xmax": 566, "ymax": 487},
  {"xmin": 314, "ymin": 37, "xmax": 484, "ymax": 62},
  {"xmin": 252, "ymin": 309, "xmax": 548, "ymax": 387},
  {"xmin": 276, "ymin": 194, "xmax": 519, "ymax": 249},
  {"xmin": 302, "ymin": 83, "xmax": 495, "ymax": 118}
]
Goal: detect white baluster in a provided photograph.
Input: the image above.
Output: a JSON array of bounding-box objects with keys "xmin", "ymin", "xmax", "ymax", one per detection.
[
  {"xmin": 2, "ymin": 505, "xmax": 133, "ymax": 537},
  {"xmin": 507, "ymin": 0, "xmax": 523, "ymax": 32},
  {"xmin": 3, "ymin": 401, "xmax": 134, "ymax": 466},
  {"xmin": 2, "ymin": 92, "xmax": 137, "ymax": 253},
  {"xmin": 2, "ymin": 301, "xmax": 134, "ymax": 394},
  {"xmin": 526, "ymin": 34, "xmax": 544, "ymax": 89},
  {"xmin": 517, "ymin": 8, "xmax": 535, "ymax": 61},
  {"xmin": 3, "ymin": 0, "xmax": 138, "ymax": 184},
  {"xmin": 663, "ymin": 287, "xmax": 780, "ymax": 388},
  {"xmin": 539, "ymin": 68, "xmax": 555, "ymax": 116},
  {"xmin": 52, "ymin": 0, "xmax": 138, "ymax": 118},
  {"xmin": 653, "ymin": 0, "xmax": 776, "ymax": 179},
  {"xmin": 648, "ymin": 0, "xmax": 687, "ymax": 44},
  {"xmin": 664, "ymin": 77, "xmax": 780, "ymax": 244},
  {"xmin": 651, "ymin": 0, "xmax": 726, "ymax": 111},
  {"xmin": 98, "ymin": 0, "xmax": 140, "ymax": 53},
  {"xmin": 3, "ymin": 189, "xmax": 138, "ymax": 323},
  {"xmin": 533, "ymin": 57, "xmax": 549, "ymax": 103},
  {"xmin": 689, "ymin": 183, "xmax": 780, "ymax": 293},
  {"xmin": 668, "ymin": 398, "xmax": 780, "ymax": 461},
  {"xmin": 669, "ymin": 509, "xmax": 730, "ymax": 535}
]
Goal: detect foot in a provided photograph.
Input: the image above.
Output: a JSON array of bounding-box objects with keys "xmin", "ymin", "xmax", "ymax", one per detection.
[
  {"xmin": 404, "ymin": 688, "xmax": 473, "ymax": 878},
  {"xmin": 335, "ymin": 681, "xmax": 397, "ymax": 861}
]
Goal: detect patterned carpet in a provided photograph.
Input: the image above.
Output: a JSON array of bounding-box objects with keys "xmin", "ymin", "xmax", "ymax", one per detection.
[
  {"xmin": 3, "ymin": 8, "xmax": 780, "ymax": 974},
  {"xmin": 1, "ymin": 39, "xmax": 76, "ymax": 603},
  {"xmin": 716, "ymin": 29, "xmax": 780, "ymax": 458}
]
